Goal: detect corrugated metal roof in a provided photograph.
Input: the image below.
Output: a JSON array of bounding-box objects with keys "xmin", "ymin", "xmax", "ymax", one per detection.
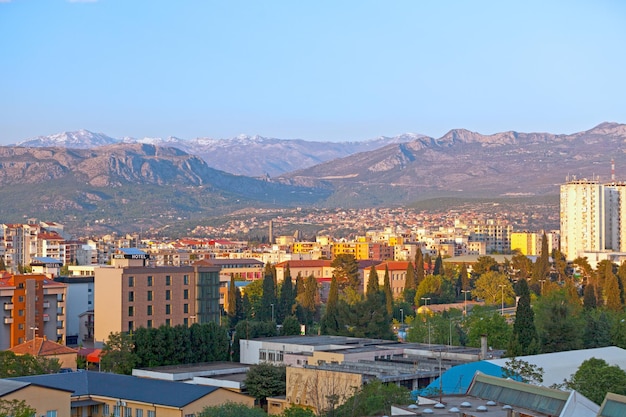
[
  {"xmin": 468, "ymin": 373, "xmax": 569, "ymax": 416},
  {"xmin": 11, "ymin": 371, "xmax": 219, "ymax": 407}
]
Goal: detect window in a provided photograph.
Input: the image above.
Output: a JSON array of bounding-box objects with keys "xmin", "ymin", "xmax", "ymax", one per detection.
[
  {"xmin": 128, "ymin": 276, "xmax": 134, "ymax": 287},
  {"xmin": 165, "ymin": 304, "xmax": 171, "ymax": 314},
  {"xmin": 183, "ymin": 318, "xmax": 189, "ymax": 326},
  {"xmin": 165, "ymin": 275, "xmax": 171, "ymax": 286},
  {"xmin": 183, "ymin": 289, "xmax": 189, "ymax": 300},
  {"xmin": 128, "ymin": 291, "xmax": 134, "ymax": 302},
  {"xmin": 165, "ymin": 318, "xmax": 171, "ymax": 327},
  {"xmin": 147, "ymin": 291, "xmax": 153, "ymax": 301},
  {"xmin": 128, "ymin": 321, "xmax": 134, "ymax": 332},
  {"xmin": 147, "ymin": 411, "xmax": 155, "ymax": 417},
  {"xmin": 18, "ymin": 295, "xmax": 24, "ymax": 302},
  {"xmin": 18, "ymin": 323, "xmax": 24, "ymax": 330},
  {"xmin": 184, "ymin": 414, "xmax": 195, "ymax": 417},
  {"xmin": 183, "ymin": 274, "xmax": 189, "ymax": 285},
  {"xmin": 103, "ymin": 405, "xmax": 110, "ymax": 416},
  {"xmin": 128, "ymin": 306, "xmax": 134, "ymax": 317},
  {"xmin": 125, "ymin": 407, "xmax": 132, "ymax": 417},
  {"xmin": 147, "ymin": 305, "xmax": 153, "ymax": 316},
  {"xmin": 113, "ymin": 405, "xmax": 120, "ymax": 417},
  {"xmin": 18, "ymin": 309, "xmax": 24, "ymax": 316},
  {"xmin": 90, "ymin": 405, "xmax": 99, "ymax": 415},
  {"xmin": 183, "ymin": 303, "xmax": 189, "ymax": 314},
  {"xmin": 136, "ymin": 409, "xmax": 143, "ymax": 417},
  {"xmin": 147, "ymin": 276, "xmax": 153, "ymax": 286},
  {"xmin": 46, "ymin": 410, "xmax": 57, "ymax": 417},
  {"xmin": 147, "ymin": 320, "xmax": 152, "ymax": 328},
  {"xmin": 165, "ymin": 290, "xmax": 171, "ymax": 300}
]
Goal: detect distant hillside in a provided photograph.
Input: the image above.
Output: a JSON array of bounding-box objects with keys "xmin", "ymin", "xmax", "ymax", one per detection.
[
  {"xmin": 278, "ymin": 122, "xmax": 626, "ymax": 206},
  {"xmin": 16, "ymin": 131, "xmax": 426, "ymax": 177},
  {"xmin": 0, "ymin": 143, "xmax": 330, "ymax": 232}
]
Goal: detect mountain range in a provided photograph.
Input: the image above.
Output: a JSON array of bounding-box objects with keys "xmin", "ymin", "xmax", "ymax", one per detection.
[
  {"xmin": 16, "ymin": 130, "xmax": 425, "ymax": 177},
  {"xmin": 4, "ymin": 122, "xmax": 626, "ymax": 231}
]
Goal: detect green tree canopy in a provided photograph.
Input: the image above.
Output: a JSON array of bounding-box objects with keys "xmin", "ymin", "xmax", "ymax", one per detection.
[
  {"xmin": 565, "ymin": 357, "xmax": 626, "ymax": 404},
  {"xmin": 472, "ymin": 271, "xmax": 514, "ymax": 307},
  {"xmin": 335, "ymin": 379, "xmax": 411, "ymax": 417},
  {"xmin": 244, "ymin": 363, "xmax": 287, "ymax": 408},
  {"xmin": 100, "ymin": 331, "xmax": 137, "ymax": 375},
  {"xmin": 366, "ymin": 265, "xmax": 379, "ymax": 296},
  {"xmin": 466, "ymin": 307, "xmax": 511, "ymax": 350},
  {"xmin": 510, "ymin": 279, "xmax": 539, "ymax": 356},
  {"xmin": 0, "ymin": 351, "xmax": 60, "ymax": 378},
  {"xmin": 0, "ymin": 399, "xmax": 36, "ymax": 417},
  {"xmin": 198, "ymin": 403, "xmax": 267, "ymax": 417},
  {"xmin": 331, "ymin": 254, "xmax": 360, "ymax": 292},
  {"xmin": 415, "ymin": 274, "xmax": 455, "ymax": 305},
  {"xmin": 534, "ymin": 289, "xmax": 583, "ymax": 353},
  {"xmin": 472, "ymin": 256, "xmax": 499, "ymax": 277}
]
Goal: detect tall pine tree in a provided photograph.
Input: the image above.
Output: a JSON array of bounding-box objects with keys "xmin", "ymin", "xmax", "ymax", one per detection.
[
  {"xmin": 366, "ymin": 265, "xmax": 379, "ymax": 296},
  {"xmin": 415, "ymin": 247, "xmax": 425, "ymax": 285},
  {"xmin": 383, "ymin": 265, "xmax": 393, "ymax": 315},
  {"xmin": 403, "ymin": 262, "xmax": 416, "ymax": 304},
  {"xmin": 278, "ymin": 265, "xmax": 295, "ymax": 323},
  {"xmin": 260, "ymin": 268, "xmax": 277, "ymax": 322},
  {"xmin": 433, "ymin": 252, "xmax": 444, "ymax": 276},
  {"xmin": 321, "ymin": 276, "xmax": 341, "ymax": 335},
  {"xmin": 510, "ymin": 279, "xmax": 539, "ymax": 355}
]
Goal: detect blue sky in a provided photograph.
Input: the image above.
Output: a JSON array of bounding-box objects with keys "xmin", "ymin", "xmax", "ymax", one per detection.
[{"xmin": 1, "ymin": 0, "xmax": 625, "ymax": 143}]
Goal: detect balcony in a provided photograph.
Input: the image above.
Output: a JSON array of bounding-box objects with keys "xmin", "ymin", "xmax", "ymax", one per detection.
[
  {"xmin": 4, "ymin": 317, "xmax": 13, "ymax": 324},
  {"xmin": 43, "ymin": 301, "xmax": 50, "ymax": 308},
  {"xmin": 3, "ymin": 303, "xmax": 13, "ymax": 310},
  {"xmin": 43, "ymin": 314, "xmax": 50, "ymax": 322}
]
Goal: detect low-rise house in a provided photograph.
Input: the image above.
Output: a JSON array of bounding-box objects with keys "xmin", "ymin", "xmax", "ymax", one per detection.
[
  {"xmin": 9, "ymin": 337, "xmax": 78, "ymax": 370},
  {"xmin": 11, "ymin": 370, "xmax": 255, "ymax": 417},
  {"xmin": 0, "ymin": 379, "xmax": 71, "ymax": 417}
]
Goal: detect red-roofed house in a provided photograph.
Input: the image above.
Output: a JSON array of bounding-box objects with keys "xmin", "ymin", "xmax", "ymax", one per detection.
[
  {"xmin": 368, "ymin": 261, "xmax": 411, "ymax": 298},
  {"xmin": 9, "ymin": 337, "xmax": 78, "ymax": 370}
]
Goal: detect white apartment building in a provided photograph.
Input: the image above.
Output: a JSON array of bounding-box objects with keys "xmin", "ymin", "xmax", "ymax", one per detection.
[{"xmin": 560, "ymin": 178, "xmax": 626, "ymax": 261}]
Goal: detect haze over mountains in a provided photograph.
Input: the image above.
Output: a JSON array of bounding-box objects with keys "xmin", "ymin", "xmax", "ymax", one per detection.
[
  {"xmin": 4, "ymin": 122, "xmax": 625, "ymax": 230},
  {"xmin": 16, "ymin": 130, "xmax": 425, "ymax": 177}
]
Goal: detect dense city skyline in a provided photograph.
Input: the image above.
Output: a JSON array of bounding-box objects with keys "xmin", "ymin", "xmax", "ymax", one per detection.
[{"xmin": 2, "ymin": 1, "xmax": 625, "ymax": 143}]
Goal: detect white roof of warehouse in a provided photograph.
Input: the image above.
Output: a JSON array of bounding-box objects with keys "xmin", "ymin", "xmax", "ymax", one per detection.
[{"xmin": 487, "ymin": 346, "xmax": 626, "ymax": 387}]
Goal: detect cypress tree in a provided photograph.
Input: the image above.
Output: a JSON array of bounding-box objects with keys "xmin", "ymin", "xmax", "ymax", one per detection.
[
  {"xmin": 459, "ymin": 263, "xmax": 469, "ymax": 290},
  {"xmin": 278, "ymin": 265, "xmax": 295, "ymax": 323},
  {"xmin": 321, "ymin": 276, "xmax": 341, "ymax": 335},
  {"xmin": 511, "ymin": 279, "xmax": 539, "ymax": 355},
  {"xmin": 605, "ymin": 271, "xmax": 622, "ymax": 312},
  {"xmin": 618, "ymin": 261, "xmax": 626, "ymax": 304},
  {"xmin": 415, "ymin": 247, "xmax": 425, "ymax": 285},
  {"xmin": 433, "ymin": 252, "xmax": 444, "ymax": 276},
  {"xmin": 366, "ymin": 265, "xmax": 379, "ymax": 296},
  {"xmin": 583, "ymin": 284, "xmax": 597, "ymax": 309},
  {"xmin": 403, "ymin": 262, "xmax": 416, "ymax": 304},
  {"xmin": 260, "ymin": 270, "xmax": 277, "ymax": 322},
  {"xmin": 383, "ymin": 265, "xmax": 393, "ymax": 315},
  {"xmin": 227, "ymin": 274, "xmax": 237, "ymax": 318}
]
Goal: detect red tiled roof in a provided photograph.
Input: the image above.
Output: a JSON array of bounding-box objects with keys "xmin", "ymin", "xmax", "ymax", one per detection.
[
  {"xmin": 10, "ymin": 337, "xmax": 78, "ymax": 356},
  {"xmin": 375, "ymin": 261, "xmax": 411, "ymax": 271},
  {"xmin": 275, "ymin": 260, "xmax": 332, "ymax": 267}
]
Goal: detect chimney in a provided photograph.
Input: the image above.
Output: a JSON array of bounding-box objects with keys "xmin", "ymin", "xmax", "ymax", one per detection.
[{"xmin": 480, "ymin": 335, "xmax": 488, "ymax": 360}]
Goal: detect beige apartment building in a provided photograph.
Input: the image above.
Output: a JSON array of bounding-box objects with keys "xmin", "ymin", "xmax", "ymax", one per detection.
[{"xmin": 94, "ymin": 249, "xmax": 221, "ymax": 346}]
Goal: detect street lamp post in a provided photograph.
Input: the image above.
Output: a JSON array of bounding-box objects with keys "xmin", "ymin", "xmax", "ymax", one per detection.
[
  {"xmin": 270, "ymin": 303, "xmax": 275, "ymax": 322},
  {"xmin": 461, "ymin": 290, "xmax": 470, "ymax": 316},
  {"xmin": 499, "ymin": 284, "xmax": 506, "ymax": 315},
  {"xmin": 400, "ymin": 308, "xmax": 404, "ymax": 326},
  {"xmin": 420, "ymin": 297, "xmax": 431, "ymax": 348},
  {"xmin": 29, "ymin": 326, "xmax": 38, "ymax": 341},
  {"xmin": 539, "ymin": 279, "xmax": 546, "ymax": 295}
]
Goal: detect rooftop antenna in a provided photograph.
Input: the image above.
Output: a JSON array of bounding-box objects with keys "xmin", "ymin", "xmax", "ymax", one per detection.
[{"xmin": 612, "ymin": 159, "xmax": 615, "ymax": 182}]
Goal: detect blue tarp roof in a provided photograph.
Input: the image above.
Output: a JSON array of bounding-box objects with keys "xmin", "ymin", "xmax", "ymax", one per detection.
[
  {"xmin": 117, "ymin": 248, "xmax": 147, "ymax": 255},
  {"xmin": 413, "ymin": 361, "xmax": 506, "ymax": 397}
]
